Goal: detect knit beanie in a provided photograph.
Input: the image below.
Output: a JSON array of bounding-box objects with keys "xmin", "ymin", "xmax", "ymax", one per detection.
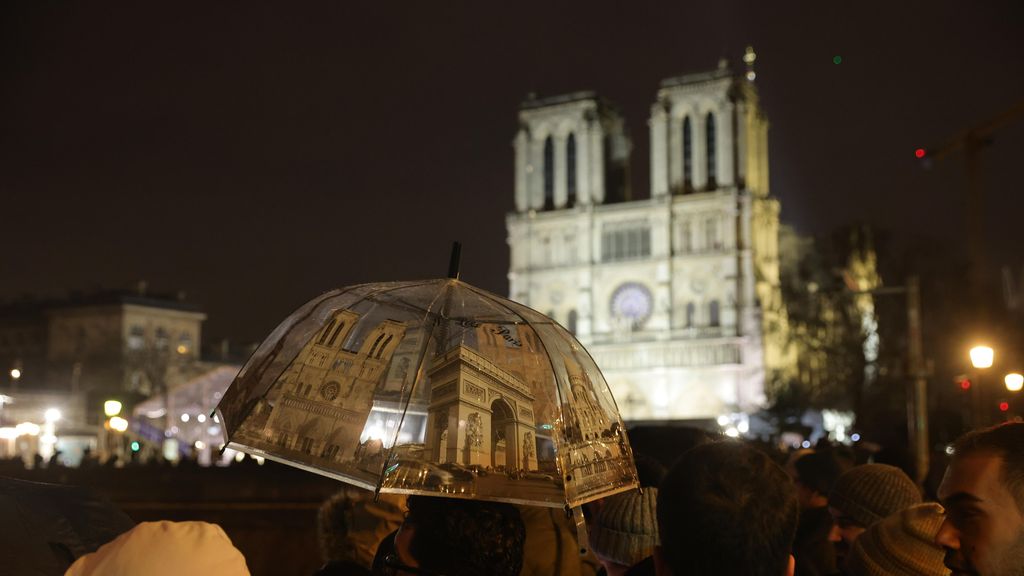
[
  {"xmin": 829, "ymin": 464, "xmax": 921, "ymax": 528},
  {"xmin": 589, "ymin": 488, "xmax": 659, "ymax": 566},
  {"xmin": 64, "ymin": 521, "xmax": 250, "ymax": 576},
  {"xmin": 846, "ymin": 503, "xmax": 948, "ymax": 576}
]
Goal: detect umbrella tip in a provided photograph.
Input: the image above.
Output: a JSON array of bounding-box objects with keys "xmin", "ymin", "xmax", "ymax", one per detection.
[{"xmin": 447, "ymin": 241, "xmax": 462, "ymax": 279}]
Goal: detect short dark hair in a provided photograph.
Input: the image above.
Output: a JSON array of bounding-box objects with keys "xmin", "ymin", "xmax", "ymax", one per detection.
[
  {"xmin": 405, "ymin": 496, "xmax": 525, "ymax": 576},
  {"xmin": 657, "ymin": 441, "xmax": 799, "ymax": 576},
  {"xmin": 792, "ymin": 450, "xmax": 845, "ymax": 497},
  {"xmin": 952, "ymin": 422, "xmax": 1024, "ymax": 512}
]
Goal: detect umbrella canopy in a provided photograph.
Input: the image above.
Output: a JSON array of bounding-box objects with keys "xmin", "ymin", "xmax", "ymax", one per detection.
[{"xmin": 216, "ymin": 279, "xmax": 638, "ymax": 509}]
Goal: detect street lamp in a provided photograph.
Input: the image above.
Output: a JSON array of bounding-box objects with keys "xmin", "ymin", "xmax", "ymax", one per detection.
[
  {"xmin": 970, "ymin": 345, "xmax": 995, "ymax": 369},
  {"xmin": 9, "ymin": 369, "xmax": 20, "ymax": 380},
  {"xmin": 104, "ymin": 400, "xmax": 123, "ymax": 418},
  {"xmin": 1006, "ymin": 373, "xmax": 1024, "ymax": 393}
]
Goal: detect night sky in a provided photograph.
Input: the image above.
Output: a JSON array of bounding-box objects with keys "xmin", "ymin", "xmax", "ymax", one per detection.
[{"xmin": 2, "ymin": 2, "xmax": 1023, "ymax": 344}]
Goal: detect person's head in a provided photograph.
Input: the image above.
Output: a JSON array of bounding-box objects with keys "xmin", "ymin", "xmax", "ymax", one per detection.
[
  {"xmin": 386, "ymin": 495, "xmax": 525, "ymax": 576},
  {"xmin": 846, "ymin": 503, "xmax": 947, "ymax": 576},
  {"xmin": 936, "ymin": 422, "xmax": 1024, "ymax": 575},
  {"xmin": 64, "ymin": 521, "xmax": 249, "ymax": 576},
  {"xmin": 589, "ymin": 488, "xmax": 659, "ymax": 575},
  {"xmin": 827, "ymin": 464, "xmax": 921, "ymax": 561},
  {"xmin": 316, "ymin": 492, "xmax": 359, "ymax": 565},
  {"xmin": 792, "ymin": 450, "xmax": 845, "ymax": 509},
  {"xmin": 655, "ymin": 440, "xmax": 799, "ymax": 576}
]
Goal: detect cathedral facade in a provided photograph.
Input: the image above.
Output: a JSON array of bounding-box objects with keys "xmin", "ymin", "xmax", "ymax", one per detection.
[{"xmin": 506, "ymin": 57, "xmax": 794, "ymax": 422}]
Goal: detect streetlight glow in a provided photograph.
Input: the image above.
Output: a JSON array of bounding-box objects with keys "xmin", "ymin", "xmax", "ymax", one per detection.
[
  {"xmin": 109, "ymin": 416, "xmax": 129, "ymax": 432},
  {"xmin": 9, "ymin": 369, "xmax": 21, "ymax": 380},
  {"xmin": 970, "ymin": 346, "xmax": 995, "ymax": 369},
  {"xmin": 1006, "ymin": 373, "xmax": 1024, "ymax": 392},
  {"xmin": 44, "ymin": 408, "xmax": 62, "ymax": 422},
  {"xmin": 103, "ymin": 400, "xmax": 122, "ymax": 417}
]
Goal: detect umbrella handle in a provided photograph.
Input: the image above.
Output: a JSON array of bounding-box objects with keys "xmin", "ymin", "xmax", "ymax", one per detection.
[{"xmin": 569, "ymin": 505, "xmax": 589, "ymax": 557}]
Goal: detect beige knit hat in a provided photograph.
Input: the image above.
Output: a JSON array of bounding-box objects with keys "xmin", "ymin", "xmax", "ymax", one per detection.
[
  {"xmin": 64, "ymin": 521, "xmax": 250, "ymax": 576},
  {"xmin": 829, "ymin": 464, "xmax": 921, "ymax": 528},
  {"xmin": 846, "ymin": 503, "xmax": 949, "ymax": 576},
  {"xmin": 589, "ymin": 488, "xmax": 659, "ymax": 566}
]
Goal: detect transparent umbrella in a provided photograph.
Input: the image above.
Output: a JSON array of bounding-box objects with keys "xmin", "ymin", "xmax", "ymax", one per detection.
[{"xmin": 215, "ymin": 277, "xmax": 638, "ymax": 514}]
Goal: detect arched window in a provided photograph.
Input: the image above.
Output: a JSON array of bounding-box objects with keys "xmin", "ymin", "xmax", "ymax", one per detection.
[
  {"xmin": 543, "ymin": 136, "xmax": 555, "ymax": 210},
  {"xmin": 709, "ymin": 300, "xmax": 721, "ymax": 327},
  {"xmin": 686, "ymin": 302, "xmax": 695, "ymax": 328},
  {"xmin": 705, "ymin": 112, "xmax": 717, "ymax": 189},
  {"xmin": 318, "ymin": 319, "xmax": 336, "ymax": 345},
  {"xmin": 682, "ymin": 116, "xmax": 693, "ymax": 191},
  {"xmin": 566, "ymin": 133, "xmax": 577, "ymax": 207},
  {"xmin": 367, "ymin": 333, "xmax": 385, "ymax": 358},
  {"xmin": 327, "ymin": 322, "xmax": 346, "ymax": 347},
  {"xmin": 567, "ymin": 309, "xmax": 578, "ymax": 335}
]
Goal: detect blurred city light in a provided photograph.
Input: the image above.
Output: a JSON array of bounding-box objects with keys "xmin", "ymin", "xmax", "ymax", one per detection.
[
  {"xmin": 109, "ymin": 416, "xmax": 129, "ymax": 432},
  {"xmin": 1005, "ymin": 373, "xmax": 1024, "ymax": 392},
  {"xmin": 9, "ymin": 368, "xmax": 21, "ymax": 380},
  {"xmin": 959, "ymin": 377, "xmax": 973, "ymax": 391},
  {"xmin": 103, "ymin": 400, "xmax": 122, "ymax": 417},
  {"xmin": 851, "ymin": 433, "xmax": 861, "ymax": 442},
  {"xmin": 833, "ymin": 55, "xmax": 842, "ymax": 65},
  {"xmin": 181, "ymin": 413, "xmax": 190, "ymax": 423},
  {"xmin": 970, "ymin": 345, "xmax": 995, "ymax": 369},
  {"xmin": 16, "ymin": 422, "xmax": 40, "ymax": 436},
  {"xmin": 915, "ymin": 148, "xmax": 927, "ymax": 159},
  {"xmin": 197, "ymin": 414, "xmax": 207, "ymax": 423},
  {"xmin": 44, "ymin": 408, "xmax": 62, "ymax": 422},
  {"xmin": 130, "ymin": 441, "xmax": 141, "ymax": 452},
  {"xmin": 999, "ymin": 401, "xmax": 1010, "ymax": 412}
]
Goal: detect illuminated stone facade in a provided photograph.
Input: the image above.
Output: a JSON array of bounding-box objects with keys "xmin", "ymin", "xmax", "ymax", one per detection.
[{"xmin": 507, "ymin": 61, "xmax": 794, "ymax": 421}]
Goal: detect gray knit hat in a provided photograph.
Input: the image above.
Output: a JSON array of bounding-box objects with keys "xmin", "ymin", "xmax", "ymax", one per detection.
[
  {"xmin": 589, "ymin": 488, "xmax": 660, "ymax": 566},
  {"xmin": 829, "ymin": 464, "xmax": 921, "ymax": 528},
  {"xmin": 846, "ymin": 503, "xmax": 948, "ymax": 576}
]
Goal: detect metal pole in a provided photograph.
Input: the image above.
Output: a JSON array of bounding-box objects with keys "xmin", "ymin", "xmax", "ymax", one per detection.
[{"xmin": 906, "ymin": 276, "xmax": 929, "ymax": 485}]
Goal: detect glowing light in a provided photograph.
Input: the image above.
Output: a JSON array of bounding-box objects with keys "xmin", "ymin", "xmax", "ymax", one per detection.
[
  {"xmin": 915, "ymin": 148, "xmax": 926, "ymax": 159},
  {"xmin": 44, "ymin": 408, "xmax": 62, "ymax": 422},
  {"xmin": 9, "ymin": 369, "xmax": 21, "ymax": 379},
  {"xmin": 0, "ymin": 427, "xmax": 18, "ymax": 439},
  {"xmin": 254, "ymin": 456, "xmax": 265, "ymax": 465},
  {"xmin": 180, "ymin": 413, "xmax": 190, "ymax": 423},
  {"xmin": 213, "ymin": 415, "xmax": 220, "ymax": 423},
  {"xmin": 176, "ymin": 344, "xmax": 188, "ymax": 355},
  {"xmin": 851, "ymin": 433, "xmax": 861, "ymax": 442},
  {"xmin": 194, "ymin": 441, "xmax": 206, "ymax": 450},
  {"xmin": 104, "ymin": 400, "xmax": 122, "ymax": 417},
  {"xmin": 801, "ymin": 440, "xmax": 811, "ymax": 449},
  {"xmin": 16, "ymin": 422, "xmax": 40, "ymax": 436},
  {"xmin": 234, "ymin": 452, "xmax": 245, "ymax": 462},
  {"xmin": 945, "ymin": 444, "xmax": 955, "ymax": 456},
  {"xmin": 737, "ymin": 420, "xmax": 750, "ymax": 434},
  {"xmin": 1005, "ymin": 373, "xmax": 1023, "ymax": 392},
  {"xmin": 999, "ymin": 401, "xmax": 1010, "ymax": 412},
  {"xmin": 833, "ymin": 55, "xmax": 842, "ymax": 65},
  {"xmin": 725, "ymin": 427, "xmax": 740, "ymax": 438},
  {"xmin": 130, "ymin": 441, "xmax": 141, "ymax": 452},
  {"xmin": 970, "ymin": 346, "xmax": 994, "ymax": 369},
  {"xmin": 960, "ymin": 378, "xmax": 972, "ymax": 391},
  {"xmin": 109, "ymin": 417, "xmax": 129, "ymax": 432},
  {"xmin": 716, "ymin": 415, "xmax": 731, "ymax": 426},
  {"xmin": 197, "ymin": 414, "xmax": 207, "ymax": 423}
]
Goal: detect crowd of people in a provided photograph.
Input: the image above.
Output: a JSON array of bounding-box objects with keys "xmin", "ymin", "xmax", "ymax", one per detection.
[{"xmin": 52, "ymin": 421, "xmax": 1024, "ymax": 575}]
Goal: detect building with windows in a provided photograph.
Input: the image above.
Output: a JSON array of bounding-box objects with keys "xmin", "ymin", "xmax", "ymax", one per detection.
[{"xmin": 506, "ymin": 56, "xmax": 794, "ymax": 422}]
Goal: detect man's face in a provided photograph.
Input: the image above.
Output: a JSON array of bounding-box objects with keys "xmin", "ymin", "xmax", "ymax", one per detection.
[
  {"xmin": 827, "ymin": 507, "xmax": 865, "ymax": 563},
  {"xmin": 936, "ymin": 452, "xmax": 1024, "ymax": 575}
]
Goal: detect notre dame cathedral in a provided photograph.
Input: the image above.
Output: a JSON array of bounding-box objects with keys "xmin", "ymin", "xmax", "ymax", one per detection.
[{"xmin": 506, "ymin": 52, "xmax": 795, "ymax": 423}]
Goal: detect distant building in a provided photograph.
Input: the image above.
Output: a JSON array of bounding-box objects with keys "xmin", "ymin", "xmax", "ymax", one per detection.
[
  {"xmin": 0, "ymin": 285, "xmax": 208, "ymax": 463},
  {"xmin": 506, "ymin": 55, "xmax": 794, "ymax": 422}
]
